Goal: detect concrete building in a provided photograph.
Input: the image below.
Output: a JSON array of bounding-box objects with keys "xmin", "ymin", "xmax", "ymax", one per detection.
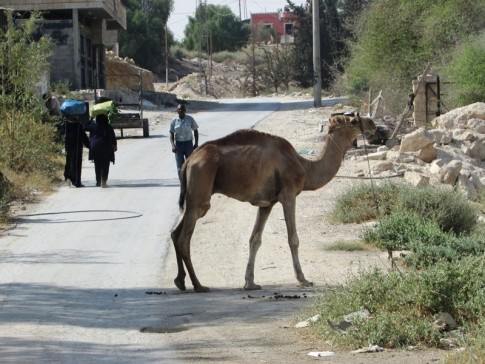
[
  {"xmin": 1, "ymin": 0, "xmax": 127, "ymax": 90},
  {"xmin": 251, "ymin": 11, "xmax": 298, "ymax": 44}
]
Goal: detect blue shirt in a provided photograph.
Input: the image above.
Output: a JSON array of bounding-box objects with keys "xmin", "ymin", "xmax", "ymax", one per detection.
[{"xmin": 170, "ymin": 114, "xmax": 198, "ymax": 142}]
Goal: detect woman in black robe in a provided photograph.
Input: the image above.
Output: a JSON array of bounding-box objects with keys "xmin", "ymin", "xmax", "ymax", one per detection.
[
  {"xmin": 84, "ymin": 114, "xmax": 117, "ymax": 188},
  {"xmin": 64, "ymin": 119, "xmax": 90, "ymax": 187}
]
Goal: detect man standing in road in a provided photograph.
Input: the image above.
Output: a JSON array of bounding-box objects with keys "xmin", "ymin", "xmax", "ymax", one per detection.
[{"xmin": 169, "ymin": 104, "xmax": 199, "ymax": 180}]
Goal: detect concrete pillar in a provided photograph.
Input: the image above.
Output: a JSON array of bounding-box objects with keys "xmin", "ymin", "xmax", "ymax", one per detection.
[{"xmin": 412, "ymin": 73, "xmax": 439, "ymax": 127}]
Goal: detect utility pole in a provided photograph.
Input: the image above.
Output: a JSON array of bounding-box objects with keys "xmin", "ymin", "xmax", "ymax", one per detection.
[
  {"xmin": 197, "ymin": 0, "xmax": 208, "ymax": 94},
  {"xmin": 312, "ymin": 0, "xmax": 321, "ymax": 107}
]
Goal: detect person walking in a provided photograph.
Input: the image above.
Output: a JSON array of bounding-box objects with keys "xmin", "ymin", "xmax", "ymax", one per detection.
[
  {"xmin": 84, "ymin": 114, "xmax": 117, "ymax": 188},
  {"xmin": 64, "ymin": 118, "xmax": 90, "ymax": 187},
  {"xmin": 169, "ymin": 104, "xmax": 199, "ymax": 180}
]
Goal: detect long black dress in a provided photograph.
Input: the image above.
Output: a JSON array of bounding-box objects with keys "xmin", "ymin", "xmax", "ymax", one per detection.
[{"xmin": 64, "ymin": 120, "xmax": 90, "ymax": 187}]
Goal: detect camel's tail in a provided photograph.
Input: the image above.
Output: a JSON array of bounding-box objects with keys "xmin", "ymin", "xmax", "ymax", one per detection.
[{"xmin": 178, "ymin": 164, "xmax": 187, "ymax": 211}]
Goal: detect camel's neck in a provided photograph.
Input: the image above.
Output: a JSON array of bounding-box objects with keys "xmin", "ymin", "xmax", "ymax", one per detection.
[{"xmin": 301, "ymin": 133, "xmax": 353, "ymax": 191}]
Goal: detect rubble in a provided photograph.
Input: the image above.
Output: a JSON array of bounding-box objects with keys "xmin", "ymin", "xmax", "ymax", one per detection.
[
  {"xmin": 105, "ymin": 51, "xmax": 155, "ymax": 92},
  {"xmin": 363, "ymin": 103, "xmax": 485, "ymax": 200}
]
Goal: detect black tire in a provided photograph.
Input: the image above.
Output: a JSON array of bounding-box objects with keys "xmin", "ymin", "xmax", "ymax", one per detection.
[{"xmin": 142, "ymin": 118, "xmax": 149, "ymax": 137}]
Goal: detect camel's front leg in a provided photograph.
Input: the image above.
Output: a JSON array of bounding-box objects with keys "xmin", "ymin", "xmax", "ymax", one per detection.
[
  {"xmin": 244, "ymin": 205, "xmax": 273, "ymax": 290},
  {"xmin": 171, "ymin": 218, "xmax": 187, "ymax": 291},
  {"xmin": 281, "ymin": 197, "xmax": 313, "ymax": 287},
  {"xmin": 172, "ymin": 210, "xmax": 209, "ymax": 293}
]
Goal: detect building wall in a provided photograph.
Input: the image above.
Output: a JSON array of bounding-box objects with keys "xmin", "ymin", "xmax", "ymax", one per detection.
[
  {"xmin": 42, "ymin": 20, "xmax": 77, "ymax": 87},
  {"xmin": 2, "ymin": 1, "xmax": 126, "ymax": 91},
  {"xmin": 39, "ymin": 18, "xmax": 100, "ymax": 89}
]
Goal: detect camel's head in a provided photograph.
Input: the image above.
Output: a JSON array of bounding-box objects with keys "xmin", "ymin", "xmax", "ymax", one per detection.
[{"xmin": 328, "ymin": 113, "xmax": 377, "ymax": 140}]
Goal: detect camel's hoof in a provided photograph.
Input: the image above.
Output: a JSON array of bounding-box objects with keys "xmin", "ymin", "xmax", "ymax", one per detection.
[
  {"xmin": 194, "ymin": 285, "xmax": 210, "ymax": 293},
  {"xmin": 174, "ymin": 277, "xmax": 186, "ymax": 291},
  {"xmin": 243, "ymin": 283, "xmax": 262, "ymax": 290},
  {"xmin": 298, "ymin": 280, "xmax": 314, "ymax": 288}
]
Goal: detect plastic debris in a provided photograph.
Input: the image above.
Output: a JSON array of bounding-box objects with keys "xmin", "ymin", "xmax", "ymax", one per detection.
[
  {"xmin": 295, "ymin": 314, "xmax": 321, "ymax": 328},
  {"xmin": 327, "ymin": 308, "xmax": 371, "ymax": 332},
  {"xmin": 297, "ymin": 147, "xmax": 314, "ymax": 155},
  {"xmin": 351, "ymin": 345, "xmax": 384, "ymax": 353}
]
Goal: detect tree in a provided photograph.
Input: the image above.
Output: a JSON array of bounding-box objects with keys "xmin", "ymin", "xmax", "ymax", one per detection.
[
  {"xmin": 286, "ymin": 0, "xmax": 345, "ymax": 88},
  {"xmin": 259, "ymin": 46, "xmax": 294, "ymax": 92},
  {"xmin": 118, "ymin": 0, "xmax": 174, "ymax": 74},
  {"xmin": 182, "ymin": 4, "xmax": 250, "ymax": 53}
]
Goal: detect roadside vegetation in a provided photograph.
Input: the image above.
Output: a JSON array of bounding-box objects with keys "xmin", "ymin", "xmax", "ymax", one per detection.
[
  {"xmin": 0, "ymin": 11, "xmax": 63, "ymax": 227},
  {"xmin": 308, "ymin": 182, "xmax": 485, "ymax": 362}
]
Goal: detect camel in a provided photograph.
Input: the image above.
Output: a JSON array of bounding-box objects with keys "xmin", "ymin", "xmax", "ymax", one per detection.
[{"xmin": 170, "ymin": 113, "xmax": 376, "ymax": 292}]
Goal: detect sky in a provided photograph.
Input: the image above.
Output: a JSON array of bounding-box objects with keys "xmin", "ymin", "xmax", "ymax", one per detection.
[{"xmin": 168, "ymin": 0, "xmax": 303, "ymax": 41}]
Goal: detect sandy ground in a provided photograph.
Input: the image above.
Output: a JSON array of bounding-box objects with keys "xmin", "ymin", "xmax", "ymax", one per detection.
[{"xmin": 154, "ymin": 98, "xmax": 449, "ymax": 363}]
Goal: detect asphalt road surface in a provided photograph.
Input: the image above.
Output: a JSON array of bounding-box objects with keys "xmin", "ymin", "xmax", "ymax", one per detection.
[{"xmin": 0, "ymin": 99, "xmax": 287, "ymax": 362}]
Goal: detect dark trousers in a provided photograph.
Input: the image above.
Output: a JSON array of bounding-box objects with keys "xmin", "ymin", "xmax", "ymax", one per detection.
[
  {"xmin": 94, "ymin": 157, "xmax": 110, "ymax": 186},
  {"xmin": 175, "ymin": 140, "xmax": 194, "ymax": 179}
]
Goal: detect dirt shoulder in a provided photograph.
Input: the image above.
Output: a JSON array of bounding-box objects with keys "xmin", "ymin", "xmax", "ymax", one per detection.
[{"xmin": 158, "ymin": 98, "xmax": 448, "ymax": 363}]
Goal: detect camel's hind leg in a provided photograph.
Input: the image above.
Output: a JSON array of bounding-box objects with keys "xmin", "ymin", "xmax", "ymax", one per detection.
[
  {"xmin": 281, "ymin": 196, "xmax": 313, "ymax": 287},
  {"xmin": 244, "ymin": 205, "xmax": 274, "ymax": 290}
]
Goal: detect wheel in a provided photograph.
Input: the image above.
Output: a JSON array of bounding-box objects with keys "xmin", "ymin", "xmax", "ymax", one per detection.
[{"xmin": 142, "ymin": 118, "xmax": 149, "ymax": 137}]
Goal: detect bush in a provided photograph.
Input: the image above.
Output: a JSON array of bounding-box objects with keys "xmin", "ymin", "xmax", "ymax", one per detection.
[
  {"xmin": 398, "ymin": 186, "xmax": 478, "ymax": 235},
  {"xmin": 311, "ymin": 256, "xmax": 485, "ymax": 349},
  {"xmin": 334, "ymin": 182, "xmax": 478, "ymax": 235},
  {"xmin": 332, "ymin": 182, "xmax": 401, "ymax": 223},
  {"xmin": 363, "ymin": 210, "xmax": 426, "ymax": 252}
]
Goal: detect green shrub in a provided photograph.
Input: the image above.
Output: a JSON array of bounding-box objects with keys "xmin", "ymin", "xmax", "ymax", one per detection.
[
  {"xmin": 0, "ymin": 111, "xmax": 61, "ymax": 178},
  {"xmin": 332, "ymin": 182, "xmax": 402, "ymax": 223},
  {"xmin": 398, "ymin": 186, "xmax": 478, "ymax": 235},
  {"xmin": 443, "ymin": 34, "xmax": 485, "ymax": 107},
  {"xmin": 334, "ymin": 182, "xmax": 478, "ymax": 235},
  {"xmin": 363, "ymin": 210, "xmax": 424, "ymax": 251},
  {"xmin": 311, "ymin": 256, "xmax": 485, "ymax": 349}
]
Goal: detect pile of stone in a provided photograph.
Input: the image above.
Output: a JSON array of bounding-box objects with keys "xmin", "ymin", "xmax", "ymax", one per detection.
[
  {"xmin": 105, "ymin": 50, "xmax": 155, "ymax": 92},
  {"xmin": 363, "ymin": 102, "xmax": 485, "ymax": 200}
]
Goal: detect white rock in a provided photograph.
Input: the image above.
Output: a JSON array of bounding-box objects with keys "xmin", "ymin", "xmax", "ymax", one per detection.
[
  {"xmin": 467, "ymin": 118, "xmax": 485, "ymax": 133},
  {"xmin": 366, "ymin": 151, "xmax": 388, "ymax": 160},
  {"xmin": 400, "ymin": 128, "xmax": 434, "ymax": 153},
  {"xmin": 439, "ymin": 160, "xmax": 462, "ymax": 185},
  {"xmin": 405, "ymin": 171, "xmax": 430, "ymax": 187},
  {"xmin": 373, "ymin": 161, "xmax": 394, "ymax": 172}
]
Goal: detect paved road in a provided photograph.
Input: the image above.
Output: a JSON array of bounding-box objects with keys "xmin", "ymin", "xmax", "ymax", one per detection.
[{"xmin": 0, "ymin": 99, "xmax": 283, "ymax": 362}]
